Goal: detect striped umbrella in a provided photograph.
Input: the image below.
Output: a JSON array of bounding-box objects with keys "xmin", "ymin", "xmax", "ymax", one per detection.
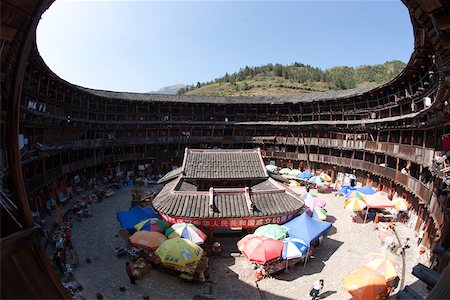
[
  {"xmin": 392, "ymin": 198, "xmax": 410, "ymax": 211},
  {"xmin": 311, "ymin": 207, "xmax": 328, "ymax": 221},
  {"xmin": 134, "ymin": 218, "xmax": 170, "ymax": 233},
  {"xmin": 165, "ymin": 222, "xmax": 207, "ymax": 244},
  {"xmin": 345, "ymin": 197, "xmax": 367, "ymax": 212},
  {"xmin": 320, "ymin": 172, "xmax": 332, "ymax": 182},
  {"xmin": 346, "ymin": 190, "xmax": 365, "ymax": 199},
  {"xmin": 281, "ymin": 237, "xmax": 308, "ymax": 259},
  {"xmin": 364, "ymin": 253, "xmax": 400, "ymax": 281},
  {"xmin": 302, "ymin": 193, "xmax": 326, "ymax": 208},
  {"xmin": 308, "ymin": 176, "xmax": 324, "ymax": 184}
]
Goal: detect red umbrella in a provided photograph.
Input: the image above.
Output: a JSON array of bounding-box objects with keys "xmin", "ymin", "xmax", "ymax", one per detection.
[{"xmin": 242, "ymin": 236, "xmax": 284, "ymax": 264}]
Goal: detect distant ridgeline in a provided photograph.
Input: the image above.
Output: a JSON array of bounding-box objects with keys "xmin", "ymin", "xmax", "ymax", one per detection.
[{"xmin": 178, "ymin": 60, "xmax": 406, "ymax": 96}]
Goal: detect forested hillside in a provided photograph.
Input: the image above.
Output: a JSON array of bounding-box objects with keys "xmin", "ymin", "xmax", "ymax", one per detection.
[{"xmin": 177, "ymin": 60, "xmax": 405, "ymax": 96}]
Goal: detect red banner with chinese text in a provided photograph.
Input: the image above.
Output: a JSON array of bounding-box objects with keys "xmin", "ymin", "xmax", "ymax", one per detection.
[{"xmin": 160, "ymin": 213, "xmax": 300, "ymax": 229}]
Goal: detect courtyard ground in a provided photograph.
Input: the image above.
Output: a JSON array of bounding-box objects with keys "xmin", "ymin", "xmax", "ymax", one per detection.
[{"xmin": 70, "ymin": 185, "xmax": 429, "ymax": 299}]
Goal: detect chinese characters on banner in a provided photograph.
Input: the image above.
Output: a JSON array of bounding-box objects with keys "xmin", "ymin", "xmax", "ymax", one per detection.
[{"xmin": 160, "ymin": 213, "xmax": 298, "ymax": 228}]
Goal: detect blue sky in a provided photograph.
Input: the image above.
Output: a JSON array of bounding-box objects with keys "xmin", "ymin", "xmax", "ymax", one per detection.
[{"xmin": 37, "ymin": 0, "xmax": 413, "ymax": 92}]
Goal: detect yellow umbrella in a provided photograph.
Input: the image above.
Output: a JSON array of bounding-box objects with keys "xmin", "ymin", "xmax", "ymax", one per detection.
[
  {"xmin": 364, "ymin": 253, "xmax": 400, "ymax": 281},
  {"xmin": 155, "ymin": 238, "xmax": 203, "ymax": 267},
  {"xmin": 320, "ymin": 172, "xmax": 332, "ymax": 182},
  {"xmin": 345, "ymin": 197, "xmax": 367, "ymax": 211},
  {"xmin": 343, "ymin": 266, "xmax": 388, "ymax": 300},
  {"xmin": 392, "ymin": 198, "xmax": 410, "ymax": 211}
]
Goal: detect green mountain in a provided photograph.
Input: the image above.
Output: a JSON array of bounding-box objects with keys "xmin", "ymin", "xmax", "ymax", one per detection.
[{"xmin": 178, "ymin": 60, "xmax": 406, "ymax": 96}]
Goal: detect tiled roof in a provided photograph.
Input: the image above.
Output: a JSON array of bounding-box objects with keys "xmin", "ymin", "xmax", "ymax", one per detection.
[
  {"xmin": 183, "ymin": 148, "xmax": 268, "ymax": 179},
  {"xmin": 152, "ymin": 178, "xmax": 304, "ymax": 219},
  {"xmin": 157, "ymin": 167, "xmax": 182, "ymax": 184}
]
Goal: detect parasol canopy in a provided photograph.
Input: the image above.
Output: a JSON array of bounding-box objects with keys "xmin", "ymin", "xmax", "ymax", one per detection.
[
  {"xmin": 343, "ymin": 266, "xmax": 388, "ymax": 300},
  {"xmin": 129, "ymin": 231, "xmax": 167, "ymax": 250},
  {"xmin": 346, "ymin": 190, "xmax": 365, "ymax": 199},
  {"xmin": 392, "ymin": 197, "xmax": 410, "ymax": 211},
  {"xmin": 345, "ymin": 197, "xmax": 367, "ymax": 212},
  {"xmin": 338, "ymin": 186, "xmax": 356, "ymax": 195},
  {"xmin": 308, "ymin": 176, "xmax": 324, "ymax": 184},
  {"xmin": 165, "ymin": 222, "xmax": 207, "ymax": 244},
  {"xmin": 265, "ymin": 164, "xmax": 278, "ymax": 172},
  {"xmin": 302, "ymin": 193, "xmax": 326, "ymax": 208},
  {"xmin": 254, "ymin": 224, "xmax": 289, "ymax": 240},
  {"xmin": 134, "ymin": 218, "xmax": 170, "ymax": 233},
  {"xmin": 241, "ymin": 236, "xmax": 284, "ymax": 264},
  {"xmin": 320, "ymin": 172, "xmax": 332, "ymax": 182},
  {"xmin": 311, "ymin": 207, "xmax": 328, "ymax": 221},
  {"xmin": 279, "ymin": 168, "xmax": 292, "ymax": 175},
  {"xmin": 155, "ymin": 238, "xmax": 203, "ymax": 267},
  {"xmin": 288, "ymin": 180, "xmax": 301, "ymax": 187},
  {"xmin": 281, "ymin": 237, "xmax": 308, "ymax": 259},
  {"xmin": 288, "ymin": 169, "xmax": 302, "ymax": 177},
  {"xmin": 237, "ymin": 234, "xmax": 265, "ymax": 251},
  {"xmin": 356, "ymin": 184, "xmax": 377, "ymax": 195},
  {"xmin": 298, "ymin": 171, "xmax": 313, "ymax": 179},
  {"xmin": 364, "ymin": 253, "xmax": 400, "ymax": 281}
]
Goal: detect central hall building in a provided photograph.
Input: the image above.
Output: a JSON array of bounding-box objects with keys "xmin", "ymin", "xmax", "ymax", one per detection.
[{"xmin": 153, "ymin": 148, "xmax": 305, "ymax": 229}]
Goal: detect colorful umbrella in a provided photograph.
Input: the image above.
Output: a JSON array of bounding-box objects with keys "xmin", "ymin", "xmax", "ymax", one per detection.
[
  {"xmin": 155, "ymin": 238, "xmax": 203, "ymax": 267},
  {"xmin": 301, "ymin": 193, "xmax": 326, "ymax": 208},
  {"xmin": 281, "ymin": 237, "xmax": 308, "ymax": 259},
  {"xmin": 320, "ymin": 172, "xmax": 332, "ymax": 182},
  {"xmin": 241, "ymin": 236, "xmax": 284, "ymax": 264},
  {"xmin": 279, "ymin": 168, "xmax": 292, "ymax": 175},
  {"xmin": 345, "ymin": 197, "xmax": 367, "ymax": 211},
  {"xmin": 343, "ymin": 266, "xmax": 388, "ymax": 300},
  {"xmin": 346, "ymin": 174, "xmax": 356, "ymax": 180},
  {"xmin": 265, "ymin": 164, "xmax": 278, "ymax": 172},
  {"xmin": 288, "ymin": 180, "xmax": 301, "ymax": 187},
  {"xmin": 364, "ymin": 253, "xmax": 400, "ymax": 281},
  {"xmin": 165, "ymin": 222, "xmax": 207, "ymax": 244},
  {"xmin": 254, "ymin": 224, "xmax": 289, "ymax": 240},
  {"xmin": 298, "ymin": 171, "xmax": 313, "ymax": 179},
  {"xmin": 392, "ymin": 198, "xmax": 410, "ymax": 211},
  {"xmin": 346, "ymin": 190, "xmax": 365, "ymax": 199},
  {"xmin": 308, "ymin": 176, "xmax": 324, "ymax": 184},
  {"xmin": 289, "ymin": 169, "xmax": 302, "ymax": 177},
  {"xmin": 129, "ymin": 231, "xmax": 167, "ymax": 250},
  {"xmin": 338, "ymin": 186, "xmax": 356, "ymax": 195},
  {"xmin": 134, "ymin": 218, "xmax": 170, "ymax": 233},
  {"xmin": 311, "ymin": 207, "xmax": 328, "ymax": 221}
]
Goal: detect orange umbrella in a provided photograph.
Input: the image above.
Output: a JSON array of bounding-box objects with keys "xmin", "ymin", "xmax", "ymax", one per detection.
[
  {"xmin": 343, "ymin": 266, "xmax": 388, "ymax": 300},
  {"xmin": 129, "ymin": 231, "xmax": 167, "ymax": 250}
]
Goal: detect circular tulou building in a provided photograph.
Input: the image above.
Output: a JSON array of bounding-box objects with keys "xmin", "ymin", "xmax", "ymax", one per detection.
[{"xmin": 1, "ymin": 0, "xmax": 450, "ymax": 299}]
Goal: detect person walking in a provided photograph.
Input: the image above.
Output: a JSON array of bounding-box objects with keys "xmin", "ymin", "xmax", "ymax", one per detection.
[
  {"xmin": 125, "ymin": 262, "xmax": 136, "ymax": 284},
  {"xmin": 309, "ymin": 279, "xmax": 324, "ymax": 300},
  {"xmin": 65, "ymin": 229, "xmax": 73, "ymax": 249}
]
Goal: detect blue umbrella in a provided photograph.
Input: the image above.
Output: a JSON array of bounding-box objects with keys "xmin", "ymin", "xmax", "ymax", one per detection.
[
  {"xmin": 338, "ymin": 186, "xmax": 356, "ymax": 195},
  {"xmin": 356, "ymin": 184, "xmax": 377, "ymax": 195},
  {"xmin": 346, "ymin": 174, "xmax": 356, "ymax": 180},
  {"xmin": 298, "ymin": 171, "xmax": 313, "ymax": 179},
  {"xmin": 281, "ymin": 237, "xmax": 308, "ymax": 259}
]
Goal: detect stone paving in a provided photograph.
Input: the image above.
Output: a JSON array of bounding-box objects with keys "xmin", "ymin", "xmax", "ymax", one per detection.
[{"xmin": 70, "ymin": 185, "xmax": 429, "ymax": 300}]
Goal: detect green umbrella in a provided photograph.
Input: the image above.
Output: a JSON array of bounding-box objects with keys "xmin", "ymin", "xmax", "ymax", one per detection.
[
  {"xmin": 279, "ymin": 168, "xmax": 292, "ymax": 175},
  {"xmin": 265, "ymin": 164, "xmax": 278, "ymax": 172},
  {"xmin": 254, "ymin": 224, "xmax": 289, "ymax": 240},
  {"xmin": 308, "ymin": 176, "xmax": 324, "ymax": 184}
]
